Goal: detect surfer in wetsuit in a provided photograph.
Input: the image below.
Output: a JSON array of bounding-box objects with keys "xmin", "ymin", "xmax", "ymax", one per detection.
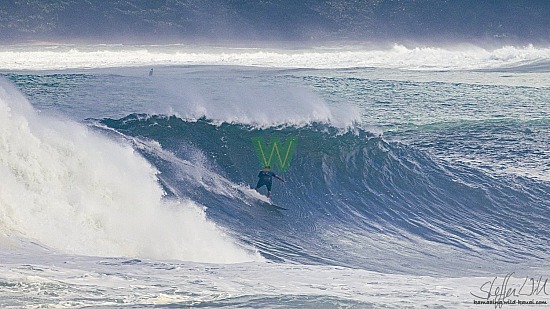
[{"xmin": 255, "ymin": 165, "xmax": 285, "ymax": 198}]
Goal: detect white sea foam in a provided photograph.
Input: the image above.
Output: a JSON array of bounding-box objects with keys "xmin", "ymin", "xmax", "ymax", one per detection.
[
  {"xmin": 1, "ymin": 43, "xmax": 550, "ymax": 71},
  {"xmin": 151, "ymin": 75, "xmax": 361, "ymax": 128},
  {"xmin": 0, "ymin": 79, "xmax": 261, "ymax": 263},
  {"xmin": 2, "ymin": 251, "xmax": 545, "ymax": 308}
]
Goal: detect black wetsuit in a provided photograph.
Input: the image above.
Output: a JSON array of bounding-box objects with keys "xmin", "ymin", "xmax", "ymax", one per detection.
[{"xmin": 256, "ymin": 171, "xmax": 276, "ymax": 191}]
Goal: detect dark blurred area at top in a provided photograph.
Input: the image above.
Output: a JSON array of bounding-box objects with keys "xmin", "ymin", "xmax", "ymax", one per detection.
[{"xmin": 1, "ymin": 0, "xmax": 549, "ymax": 45}]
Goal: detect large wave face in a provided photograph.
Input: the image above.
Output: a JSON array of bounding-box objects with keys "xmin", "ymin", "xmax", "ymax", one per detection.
[
  {"xmin": 0, "ymin": 80, "xmax": 260, "ymax": 263},
  {"xmin": 97, "ymin": 114, "xmax": 550, "ymax": 275},
  {"xmin": 2, "ymin": 65, "xmax": 548, "ymax": 277}
]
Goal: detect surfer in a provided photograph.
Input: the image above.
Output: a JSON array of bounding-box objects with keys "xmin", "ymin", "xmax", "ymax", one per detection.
[{"xmin": 255, "ymin": 165, "xmax": 285, "ymax": 198}]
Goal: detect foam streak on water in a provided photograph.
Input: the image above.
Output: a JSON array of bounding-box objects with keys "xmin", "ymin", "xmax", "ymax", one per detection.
[{"xmin": 0, "ymin": 250, "xmax": 506, "ymax": 309}]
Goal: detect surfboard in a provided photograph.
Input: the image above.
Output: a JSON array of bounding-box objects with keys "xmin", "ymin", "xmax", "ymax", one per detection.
[
  {"xmin": 238, "ymin": 186, "xmax": 288, "ymax": 210},
  {"xmin": 260, "ymin": 201, "xmax": 288, "ymax": 211}
]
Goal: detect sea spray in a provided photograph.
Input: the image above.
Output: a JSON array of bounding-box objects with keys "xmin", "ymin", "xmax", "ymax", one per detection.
[{"xmin": 0, "ymin": 79, "xmax": 261, "ymax": 263}]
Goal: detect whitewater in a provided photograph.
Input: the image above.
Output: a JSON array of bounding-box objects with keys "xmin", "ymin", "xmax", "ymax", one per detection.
[
  {"xmin": 0, "ymin": 44, "xmax": 549, "ymax": 308},
  {"xmin": 2, "ymin": 43, "xmax": 550, "ymax": 72}
]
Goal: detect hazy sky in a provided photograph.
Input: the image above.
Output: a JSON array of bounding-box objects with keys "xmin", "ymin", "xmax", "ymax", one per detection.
[{"xmin": 1, "ymin": 0, "xmax": 549, "ymax": 44}]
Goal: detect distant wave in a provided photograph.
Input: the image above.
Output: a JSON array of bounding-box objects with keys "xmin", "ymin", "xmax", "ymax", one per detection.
[
  {"xmin": 478, "ymin": 59, "xmax": 550, "ymax": 73},
  {"xmin": 2, "ymin": 44, "xmax": 550, "ymax": 71}
]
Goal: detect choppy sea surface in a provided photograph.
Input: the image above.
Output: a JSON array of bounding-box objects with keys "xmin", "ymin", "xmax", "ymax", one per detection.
[{"xmin": 0, "ymin": 44, "xmax": 549, "ymax": 308}]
